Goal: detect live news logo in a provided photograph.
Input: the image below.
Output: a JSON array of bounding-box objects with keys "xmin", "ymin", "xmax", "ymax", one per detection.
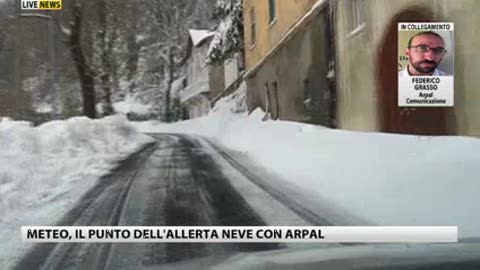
[{"xmin": 21, "ymin": 0, "xmax": 62, "ymax": 10}]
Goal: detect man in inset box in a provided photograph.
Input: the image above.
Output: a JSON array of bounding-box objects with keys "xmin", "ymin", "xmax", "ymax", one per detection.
[{"xmin": 399, "ymin": 31, "xmax": 449, "ymax": 76}]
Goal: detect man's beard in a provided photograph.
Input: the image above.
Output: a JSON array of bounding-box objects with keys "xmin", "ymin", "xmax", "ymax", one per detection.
[{"xmin": 411, "ymin": 60, "xmax": 439, "ymax": 74}]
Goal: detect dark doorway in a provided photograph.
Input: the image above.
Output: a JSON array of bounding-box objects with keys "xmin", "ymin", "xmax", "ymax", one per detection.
[
  {"xmin": 272, "ymin": 81, "xmax": 280, "ymax": 119},
  {"xmin": 376, "ymin": 7, "xmax": 455, "ymax": 135}
]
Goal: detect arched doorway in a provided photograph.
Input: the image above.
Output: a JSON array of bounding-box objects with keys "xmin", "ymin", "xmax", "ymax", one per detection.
[{"xmin": 376, "ymin": 7, "xmax": 455, "ymax": 135}]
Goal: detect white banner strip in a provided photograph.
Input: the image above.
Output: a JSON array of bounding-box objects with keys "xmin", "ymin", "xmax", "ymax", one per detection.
[
  {"xmin": 398, "ymin": 22, "xmax": 454, "ymax": 31},
  {"xmin": 398, "ymin": 76, "xmax": 454, "ymax": 107},
  {"xmin": 22, "ymin": 226, "xmax": 457, "ymax": 243}
]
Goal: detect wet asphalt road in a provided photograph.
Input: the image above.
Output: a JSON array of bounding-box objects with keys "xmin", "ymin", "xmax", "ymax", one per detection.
[{"xmin": 14, "ymin": 134, "xmax": 280, "ymax": 270}]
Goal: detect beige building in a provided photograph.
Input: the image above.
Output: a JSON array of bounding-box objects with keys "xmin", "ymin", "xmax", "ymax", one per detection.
[
  {"xmin": 334, "ymin": 0, "xmax": 480, "ymax": 136},
  {"xmin": 243, "ymin": 0, "xmax": 335, "ymax": 125},
  {"xmin": 242, "ymin": 0, "xmax": 480, "ymax": 136},
  {"xmin": 243, "ymin": 0, "xmax": 320, "ymax": 70}
]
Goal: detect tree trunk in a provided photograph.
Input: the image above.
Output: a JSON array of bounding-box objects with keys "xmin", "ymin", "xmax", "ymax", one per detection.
[
  {"xmin": 126, "ymin": 0, "xmax": 139, "ymax": 93},
  {"xmin": 100, "ymin": 68, "xmax": 113, "ymax": 116},
  {"xmin": 98, "ymin": 0, "xmax": 113, "ymax": 116},
  {"xmin": 70, "ymin": 1, "xmax": 96, "ymax": 118},
  {"xmin": 164, "ymin": 47, "xmax": 174, "ymax": 122}
]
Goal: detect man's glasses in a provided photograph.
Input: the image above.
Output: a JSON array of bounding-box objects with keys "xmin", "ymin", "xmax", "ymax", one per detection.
[{"xmin": 409, "ymin": 45, "xmax": 447, "ymax": 55}]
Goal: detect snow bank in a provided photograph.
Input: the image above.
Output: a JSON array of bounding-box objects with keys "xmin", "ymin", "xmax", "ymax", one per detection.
[
  {"xmin": 0, "ymin": 115, "xmax": 154, "ymax": 268},
  {"xmin": 113, "ymin": 96, "xmax": 152, "ymax": 116},
  {"xmin": 34, "ymin": 103, "xmax": 53, "ymax": 114},
  {"xmin": 211, "ymin": 242, "xmax": 480, "ymax": 270},
  {"xmin": 132, "ymin": 88, "xmax": 480, "ymax": 240}
]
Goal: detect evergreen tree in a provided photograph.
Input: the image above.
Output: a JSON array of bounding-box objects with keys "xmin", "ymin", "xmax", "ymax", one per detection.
[{"xmin": 207, "ymin": 0, "xmax": 243, "ymax": 65}]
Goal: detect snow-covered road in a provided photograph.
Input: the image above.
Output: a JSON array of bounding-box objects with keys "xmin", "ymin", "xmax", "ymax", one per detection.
[{"xmin": 15, "ymin": 133, "xmax": 326, "ymax": 269}]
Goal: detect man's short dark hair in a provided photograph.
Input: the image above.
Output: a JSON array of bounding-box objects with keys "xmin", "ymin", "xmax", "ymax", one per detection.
[{"xmin": 407, "ymin": 31, "xmax": 444, "ymax": 48}]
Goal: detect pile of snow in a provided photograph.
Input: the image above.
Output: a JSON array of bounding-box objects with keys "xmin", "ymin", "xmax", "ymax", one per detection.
[
  {"xmin": 113, "ymin": 96, "xmax": 153, "ymax": 116},
  {"xmin": 210, "ymin": 82, "xmax": 247, "ymax": 114},
  {"xmin": 34, "ymin": 103, "xmax": 53, "ymax": 114},
  {"xmin": 132, "ymin": 88, "xmax": 480, "ymax": 240},
  {"xmin": 0, "ymin": 115, "xmax": 154, "ymax": 268},
  {"xmin": 211, "ymin": 242, "xmax": 480, "ymax": 270}
]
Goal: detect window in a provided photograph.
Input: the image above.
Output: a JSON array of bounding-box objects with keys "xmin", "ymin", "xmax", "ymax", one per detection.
[
  {"xmin": 348, "ymin": 0, "xmax": 365, "ymax": 33},
  {"xmin": 268, "ymin": 0, "xmax": 276, "ymax": 24},
  {"xmin": 249, "ymin": 7, "xmax": 256, "ymax": 46}
]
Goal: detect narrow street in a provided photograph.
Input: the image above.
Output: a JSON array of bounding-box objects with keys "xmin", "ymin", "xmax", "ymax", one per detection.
[{"xmin": 14, "ymin": 134, "xmax": 327, "ymax": 270}]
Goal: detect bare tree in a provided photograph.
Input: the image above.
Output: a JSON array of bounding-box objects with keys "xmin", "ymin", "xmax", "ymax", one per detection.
[
  {"xmin": 125, "ymin": 0, "xmax": 140, "ymax": 93},
  {"xmin": 95, "ymin": 0, "xmax": 114, "ymax": 115},
  {"xmin": 140, "ymin": 0, "xmax": 214, "ymax": 121},
  {"xmin": 1, "ymin": 0, "xmax": 216, "ymax": 121},
  {"xmin": 68, "ymin": 0, "xmax": 96, "ymax": 118}
]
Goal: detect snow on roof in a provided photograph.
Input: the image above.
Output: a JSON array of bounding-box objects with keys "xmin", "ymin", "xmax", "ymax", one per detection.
[
  {"xmin": 189, "ymin": 29, "xmax": 215, "ymax": 47},
  {"xmin": 171, "ymin": 76, "xmax": 186, "ymax": 98},
  {"xmin": 179, "ymin": 80, "xmax": 209, "ymax": 103}
]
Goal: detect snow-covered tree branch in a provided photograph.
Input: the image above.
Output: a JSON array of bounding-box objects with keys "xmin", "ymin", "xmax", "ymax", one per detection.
[{"xmin": 207, "ymin": 0, "xmax": 244, "ymax": 65}]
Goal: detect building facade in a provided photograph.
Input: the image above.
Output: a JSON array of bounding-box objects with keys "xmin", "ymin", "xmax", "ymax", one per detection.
[
  {"xmin": 180, "ymin": 30, "xmax": 225, "ymax": 119},
  {"xmin": 242, "ymin": 0, "xmax": 480, "ymax": 136},
  {"xmin": 242, "ymin": 0, "xmax": 335, "ymax": 125},
  {"xmin": 334, "ymin": 0, "xmax": 480, "ymax": 136}
]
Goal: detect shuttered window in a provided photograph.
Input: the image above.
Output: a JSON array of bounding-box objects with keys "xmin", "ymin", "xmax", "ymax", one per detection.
[{"xmin": 268, "ymin": 0, "xmax": 276, "ymax": 23}]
